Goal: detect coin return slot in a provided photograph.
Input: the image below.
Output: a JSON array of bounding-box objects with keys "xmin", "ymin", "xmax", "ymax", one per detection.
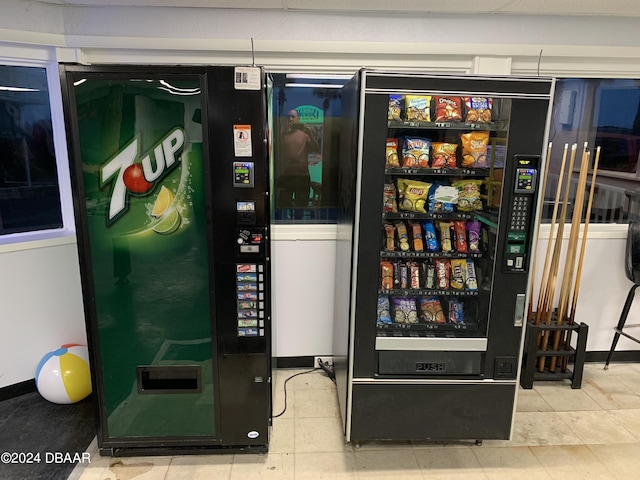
[{"xmin": 137, "ymin": 365, "xmax": 201, "ymax": 394}]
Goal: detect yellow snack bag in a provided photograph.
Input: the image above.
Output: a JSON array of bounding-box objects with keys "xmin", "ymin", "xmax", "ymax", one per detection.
[
  {"xmin": 404, "ymin": 95, "xmax": 432, "ymax": 122},
  {"xmin": 397, "ymin": 178, "xmax": 431, "ymax": 213}
]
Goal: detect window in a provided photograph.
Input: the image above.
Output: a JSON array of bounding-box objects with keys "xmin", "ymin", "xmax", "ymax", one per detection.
[
  {"xmin": 270, "ymin": 73, "xmax": 349, "ymax": 224},
  {"xmin": 545, "ymin": 78, "xmax": 640, "ymax": 224},
  {"xmin": 0, "ymin": 64, "xmax": 62, "ymax": 235}
]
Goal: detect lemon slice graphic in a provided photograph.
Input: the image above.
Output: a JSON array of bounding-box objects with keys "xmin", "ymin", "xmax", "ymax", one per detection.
[
  {"xmin": 151, "ymin": 186, "xmax": 174, "ymax": 218},
  {"xmin": 153, "ymin": 208, "xmax": 181, "ymax": 235},
  {"xmin": 151, "ymin": 186, "xmax": 180, "ymax": 234}
]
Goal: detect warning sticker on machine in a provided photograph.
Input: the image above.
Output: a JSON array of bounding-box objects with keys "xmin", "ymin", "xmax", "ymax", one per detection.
[{"xmin": 233, "ymin": 125, "xmax": 252, "ymax": 157}]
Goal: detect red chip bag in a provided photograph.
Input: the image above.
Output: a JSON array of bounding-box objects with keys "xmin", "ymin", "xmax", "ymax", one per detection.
[{"xmin": 434, "ymin": 96, "xmax": 463, "ymax": 122}]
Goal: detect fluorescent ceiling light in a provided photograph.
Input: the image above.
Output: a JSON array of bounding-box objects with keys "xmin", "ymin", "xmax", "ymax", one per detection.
[
  {"xmin": 0, "ymin": 86, "xmax": 39, "ymax": 92},
  {"xmin": 159, "ymin": 80, "xmax": 200, "ymax": 93},
  {"xmin": 157, "ymin": 87, "xmax": 201, "ymax": 96},
  {"xmin": 284, "ymin": 83, "xmax": 344, "ymax": 89},
  {"xmin": 286, "ymin": 73, "xmax": 352, "ymax": 80}
]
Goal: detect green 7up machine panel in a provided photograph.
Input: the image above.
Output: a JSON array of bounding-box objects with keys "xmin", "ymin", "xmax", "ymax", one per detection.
[{"xmin": 60, "ymin": 65, "xmax": 271, "ymax": 456}]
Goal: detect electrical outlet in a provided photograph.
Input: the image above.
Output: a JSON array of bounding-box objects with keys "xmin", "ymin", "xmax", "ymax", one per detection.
[{"xmin": 314, "ymin": 356, "xmax": 333, "ymax": 367}]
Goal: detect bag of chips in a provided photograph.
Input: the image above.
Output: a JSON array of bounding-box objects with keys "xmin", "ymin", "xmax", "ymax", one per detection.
[
  {"xmin": 419, "ymin": 296, "xmax": 446, "ymax": 324},
  {"xmin": 431, "ymin": 142, "xmax": 458, "ymax": 169},
  {"xmin": 463, "ymin": 97, "xmax": 493, "ymax": 123},
  {"xmin": 388, "ymin": 95, "xmax": 402, "ymax": 121},
  {"xmin": 453, "ymin": 179, "xmax": 483, "ymax": 212},
  {"xmin": 460, "ymin": 131, "xmax": 490, "ymax": 167},
  {"xmin": 434, "ymin": 96, "xmax": 463, "ymax": 122},
  {"xmin": 383, "ymin": 223, "xmax": 396, "ymax": 251},
  {"xmin": 404, "ymin": 95, "xmax": 431, "ymax": 122},
  {"xmin": 402, "ymin": 137, "xmax": 431, "ymax": 168},
  {"xmin": 383, "ymin": 182, "xmax": 398, "ymax": 213},
  {"xmin": 377, "ymin": 296, "xmax": 392, "ymax": 325},
  {"xmin": 397, "ymin": 178, "xmax": 431, "ymax": 213},
  {"xmin": 393, "ymin": 297, "xmax": 419, "ymax": 324},
  {"xmin": 428, "ymin": 183, "xmax": 458, "ymax": 213},
  {"xmin": 386, "ymin": 138, "xmax": 400, "ymax": 167}
]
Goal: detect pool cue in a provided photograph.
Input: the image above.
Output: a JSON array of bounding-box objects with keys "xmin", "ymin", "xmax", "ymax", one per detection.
[
  {"xmin": 527, "ymin": 142, "xmax": 553, "ymax": 323},
  {"xmin": 549, "ymin": 143, "xmax": 590, "ymax": 372},
  {"xmin": 561, "ymin": 146, "xmax": 601, "ymax": 372},
  {"xmin": 534, "ymin": 144, "xmax": 568, "ymax": 325},
  {"xmin": 537, "ymin": 144, "xmax": 578, "ymax": 371}
]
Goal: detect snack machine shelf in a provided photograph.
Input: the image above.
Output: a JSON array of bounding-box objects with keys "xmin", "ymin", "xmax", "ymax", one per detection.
[
  {"xmin": 377, "ymin": 322, "xmax": 475, "ymax": 333},
  {"xmin": 385, "ymin": 167, "xmax": 489, "ymax": 177},
  {"xmin": 388, "ymin": 120, "xmax": 508, "ymax": 132},
  {"xmin": 380, "ymin": 250, "xmax": 482, "ymax": 259},
  {"xmin": 379, "ymin": 288, "xmax": 479, "ymax": 297},
  {"xmin": 383, "ymin": 212, "xmax": 476, "ymax": 221}
]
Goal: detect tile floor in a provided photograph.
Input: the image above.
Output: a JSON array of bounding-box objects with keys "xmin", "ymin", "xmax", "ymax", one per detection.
[{"xmin": 70, "ymin": 362, "xmax": 640, "ymax": 479}]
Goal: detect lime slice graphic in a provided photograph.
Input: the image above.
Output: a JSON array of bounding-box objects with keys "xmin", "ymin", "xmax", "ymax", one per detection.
[
  {"xmin": 152, "ymin": 208, "xmax": 181, "ymax": 235},
  {"xmin": 151, "ymin": 186, "xmax": 174, "ymax": 218}
]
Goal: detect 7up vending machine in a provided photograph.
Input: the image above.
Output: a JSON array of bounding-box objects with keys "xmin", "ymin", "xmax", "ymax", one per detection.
[{"xmin": 61, "ymin": 65, "xmax": 271, "ymax": 456}]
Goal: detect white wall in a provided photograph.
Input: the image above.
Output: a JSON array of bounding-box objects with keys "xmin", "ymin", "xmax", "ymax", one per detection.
[
  {"xmin": 0, "ymin": 239, "xmax": 86, "ymax": 387},
  {"xmin": 2, "ymin": 1, "xmax": 640, "ymax": 388}
]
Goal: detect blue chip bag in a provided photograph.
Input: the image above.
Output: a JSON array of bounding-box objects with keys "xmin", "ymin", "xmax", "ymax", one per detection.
[{"xmin": 377, "ymin": 296, "xmax": 392, "ymax": 325}]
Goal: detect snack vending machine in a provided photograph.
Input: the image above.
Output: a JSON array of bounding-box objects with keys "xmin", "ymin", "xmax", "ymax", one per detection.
[
  {"xmin": 61, "ymin": 65, "xmax": 271, "ymax": 455},
  {"xmin": 334, "ymin": 71, "xmax": 553, "ymax": 444}
]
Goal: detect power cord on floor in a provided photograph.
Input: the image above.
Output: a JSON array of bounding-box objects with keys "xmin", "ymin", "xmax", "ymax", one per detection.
[
  {"xmin": 273, "ymin": 367, "xmax": 319, "ymax": 418},
  {"xmin": 272, "ymin": 359, "xmax": 335, "ymax": 419}
]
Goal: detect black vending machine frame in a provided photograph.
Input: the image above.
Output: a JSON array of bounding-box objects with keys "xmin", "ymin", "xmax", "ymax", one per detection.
[
  {"xmin": 60, "ymin": 65, "xmax": 272, "ymax": 456},
  {"xmin": 334, "ymin": 70, "xmax": 553, "ymax": 444}
]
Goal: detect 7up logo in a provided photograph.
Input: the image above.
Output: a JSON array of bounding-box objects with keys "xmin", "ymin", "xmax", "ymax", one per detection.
[{"xmin": 101, "ymin": 127, "xmax": 184, "ymax": 222}]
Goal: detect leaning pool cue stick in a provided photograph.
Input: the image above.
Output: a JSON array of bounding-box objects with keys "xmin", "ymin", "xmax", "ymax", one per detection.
[
  {"xmin": 561, "ymin": 146, "xmax": 601, "ymax": 372},
  {"xmin": 538, "ymin": 144, "xmax": 578, "ymax": 371},
  {"xmin": 534, "ymin": 144, "xmax": 568, "ymax": 325},
  {"xmin": 539, "ymin": 144, "xmax": 578, "ymax": 320},
  {"xmin": 527, "ymin": 142, "xmax": 553, "ymax": 323},
  {"xmin": 549, "ymin": 143, "xmax": 590, "ymax": 372}
]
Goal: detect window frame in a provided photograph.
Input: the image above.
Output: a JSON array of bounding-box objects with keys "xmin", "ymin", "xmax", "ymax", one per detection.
[{"xmin": 0, "ymin": 56, "xmax": 75, "ymax": 248}]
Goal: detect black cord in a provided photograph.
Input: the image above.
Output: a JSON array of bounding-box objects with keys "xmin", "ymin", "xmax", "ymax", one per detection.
[{"xmin": 272, "ymin": 367, "xmax": 321, "ymax": 418}]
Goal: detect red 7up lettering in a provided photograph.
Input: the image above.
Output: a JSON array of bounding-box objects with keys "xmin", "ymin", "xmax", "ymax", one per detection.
[{"xmin": 101, "ymin": 127, "xmax": 184, "ymax": 221}]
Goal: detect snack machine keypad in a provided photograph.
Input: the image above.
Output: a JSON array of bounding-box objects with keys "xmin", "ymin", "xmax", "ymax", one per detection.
[
  {"xmin": 510, "ymin": 195, "xmax": 531, "ymax": 231},
  {"xmin": 504, "ymin": 157, "xmax": 540, "ymax": 272}
]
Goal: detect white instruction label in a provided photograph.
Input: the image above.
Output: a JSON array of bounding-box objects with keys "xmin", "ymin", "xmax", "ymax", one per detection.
[{"xmin": 234, "ymin": 67, "xmax": 261, "ymax": 90}]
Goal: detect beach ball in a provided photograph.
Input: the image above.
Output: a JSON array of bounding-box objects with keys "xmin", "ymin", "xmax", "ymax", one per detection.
[{"xmin": 35, "ymin": 344, "xmax": 92, "ymax": 404}]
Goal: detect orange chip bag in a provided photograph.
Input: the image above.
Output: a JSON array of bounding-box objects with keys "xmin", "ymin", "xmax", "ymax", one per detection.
[
  {"xmin": 431, "ymin": 142, "xmax": 457, "ymax": 169},
  {"xmin": 460, "ymin": 131, "xmax": 489, "ymax": 167}
]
